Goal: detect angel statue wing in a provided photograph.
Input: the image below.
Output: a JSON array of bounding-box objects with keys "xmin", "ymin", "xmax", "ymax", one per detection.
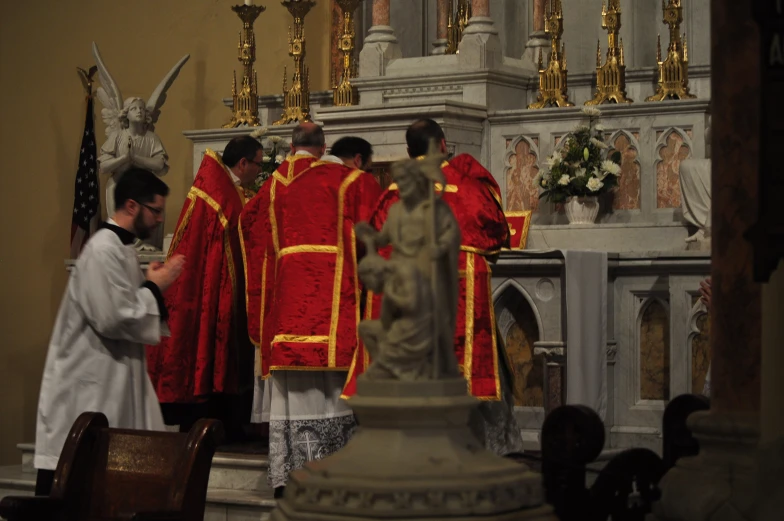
[
  {"xmin": 146, "ymin": 54, "xmax": 190, "ymax": 132},
  {"xmin": 91, "ymin": 42, "xmax": 123, "ymax": 137}
]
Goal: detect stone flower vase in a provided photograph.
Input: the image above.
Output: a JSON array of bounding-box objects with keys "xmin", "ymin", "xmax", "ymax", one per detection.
[{"xmin": 565, "ymin": 196, "xmax": 600, "ymax": 224}]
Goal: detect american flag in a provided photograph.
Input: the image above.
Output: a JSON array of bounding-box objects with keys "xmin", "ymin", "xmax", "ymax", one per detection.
[{"xmin": 70, "ymin": 96, "xmax": 100, "ymax": 258}]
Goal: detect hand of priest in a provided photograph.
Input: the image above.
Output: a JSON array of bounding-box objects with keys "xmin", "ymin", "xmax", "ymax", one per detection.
[{"xmin": 146, "ymin": 254, "xmax": 185, "ymax": 292}]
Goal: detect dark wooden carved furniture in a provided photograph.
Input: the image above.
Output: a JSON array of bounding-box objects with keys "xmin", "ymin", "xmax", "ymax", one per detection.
[
  {"xmin": 538, "ymin": 394, "xmax": 708, "ymax": 521},
  {"xmin": 0, "ymin": 412, "xmax": 224, "ymax": 521}
]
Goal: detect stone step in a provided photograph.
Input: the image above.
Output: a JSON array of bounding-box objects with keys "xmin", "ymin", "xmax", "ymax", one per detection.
[
  {"xmin": 16, "ymin": 442, "xmax": 270, "ymax": 495},
  {"xmin": 208, "ymin": 452, "xmax": 270, "ymax": 495},
  {"xmin": 15, "ymin": 444, "xmax": 34, "ymax": 474},
  {"xmin": 0, "ymin": 464, "xmax": 276, "ymax": 521}
]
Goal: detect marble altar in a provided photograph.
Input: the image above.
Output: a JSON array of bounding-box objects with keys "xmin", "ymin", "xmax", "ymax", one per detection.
[{"xmin": 179, "ymin": 0, "xmax": 713, "ymax": 452}]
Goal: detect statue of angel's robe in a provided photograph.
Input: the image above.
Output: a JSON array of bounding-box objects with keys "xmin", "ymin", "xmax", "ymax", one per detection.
[
  {"xmin": 99, "ymin": 128, "xmax": 169, "ymax": 248},
  {"xmin": 34, "ymin": 222, "xmax": 166, "ymax": 471}
]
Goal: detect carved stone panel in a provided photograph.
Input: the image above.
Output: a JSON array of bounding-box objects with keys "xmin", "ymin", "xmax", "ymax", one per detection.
[
  {"xmin": 640, "ymin": 298, "xmax": 671, "ymax": 400},
  {"xmin": 655, "ymin": 129, "xmax": 692, "ymax": 208},
  {"xmin": 607, "ymin": 131, "xmax": 642, "ymax": 210},
  {"xmin": 504, "ymin": 136, "xmax": 540, "ymax": 212}
]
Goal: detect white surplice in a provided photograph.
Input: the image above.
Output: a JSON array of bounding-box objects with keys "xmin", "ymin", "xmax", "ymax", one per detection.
[{"xmin": 34, "ymin": 225, "xmax": 166, "ymax": 470}]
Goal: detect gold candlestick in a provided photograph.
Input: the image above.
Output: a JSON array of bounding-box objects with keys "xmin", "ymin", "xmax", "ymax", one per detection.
[
  {"xmin": 332, "ymin": 0, "xmax": 363, "ymax": 106},
  {"xmin": 274, "ymin": 0, "xmax": 316, "ymax": 125},
  {"xmin": 645, "ymin": 0, "xmax": 696, "ymax": 101},
  {"xmin": 445, "ymin": 0, "xmax": 471, "ymax": 55},
  {"xmin": 223, "ymin": 3, "xmax": 266, "ymax": 128},
  {"xmin": 585, "ymin": 0, "xmax": 633, "ymax": 105},
  {"xmin": 528, "ymin": 0, "xmax": 574, "ymax": 109}
]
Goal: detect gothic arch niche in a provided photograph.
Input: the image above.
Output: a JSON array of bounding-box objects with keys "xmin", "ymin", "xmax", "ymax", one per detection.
[
  {"xmin": 494, "ymin": 281, "xmax": 543, "ymax": 407},
  {"xmin": 553, "ymin": 132, "xmax": 575, "ymax": 152},
  {"xmin": 637, "ymin": 296, "xmax": 671, "ymax": 401},
  {"xmin": 654, "ymin": 127, "xmax": 693, "ymax": 208},
  {"xmin": 606, "ymin": 130, "xmax": 642, "ymax": 210},
  {"xmin": 687, "ymin": 297, "xmax": 711, "ymax": 394},
  {"xmin": 504, "ymin": 136, "xmax": 540, "ymax": 212}
]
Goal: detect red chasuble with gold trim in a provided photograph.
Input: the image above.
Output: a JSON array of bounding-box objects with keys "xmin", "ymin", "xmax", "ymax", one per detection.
[
  {"xmin": 343, "ymin": 153, "xmax": 510, "ymax": 400},
  {"xmin": 241, "ymin": 155, "xmax": 319, "ymax": 358},
  {"xmin": 241, "ymin": 160, "xmax": 382, "ymax": 376},
  {"xmin": 147, "ymin": 149, "xmax": 250, "ymax": 404}
]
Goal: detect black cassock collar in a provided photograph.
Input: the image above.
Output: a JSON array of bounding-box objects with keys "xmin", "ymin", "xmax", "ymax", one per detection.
[{"xmin": 99, "ymin": 222, "xmax": 136, "ymax": 245}]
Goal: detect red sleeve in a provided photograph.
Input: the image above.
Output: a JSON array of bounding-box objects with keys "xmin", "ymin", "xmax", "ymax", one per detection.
[
  {"xmin": 147, "ymin": 195, "xmax": 234, "ymax": 400},
  {"xmin": 449, "ymin": 153, "xmax": 503, "ymax": 207},
  {"xmin": 355, "ymin": 172, "xmax": 384, "ymax": 224},
  {"xmin": 448, "ymin": 154, "xmax": 510, "ymax": 252},
  {"xmin": 240, "ymin": 186, "xmax": 275, "ymax": 353}
]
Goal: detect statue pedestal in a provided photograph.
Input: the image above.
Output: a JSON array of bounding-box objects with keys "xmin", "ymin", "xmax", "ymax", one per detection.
[
  {"xmin": 271, "ymin": 378, "xmax": 554, "ymax": 520},
  {"xmin": 651, "ymin": 411, "xmax": 760, "ymax": 521}
]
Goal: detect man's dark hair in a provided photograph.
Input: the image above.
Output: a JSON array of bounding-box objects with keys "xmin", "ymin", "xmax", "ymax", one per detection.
[
  {"xmin": 114, "ymin": 168, "xmax": 169, "ymax": 209},
  {"xmin": 330, "ymin": 136, "xmax": 373, "ymax": 167},
  {"xmin": 405, "ymin": 118, "xmax": 445, "ymax": 158},
  {"xmin": 222, "ymin": 136, "xmax": 264, "ymax": 167},
  {"xmin": 292, "ymin": 124, "xmax": 326, "ymax": 148}
]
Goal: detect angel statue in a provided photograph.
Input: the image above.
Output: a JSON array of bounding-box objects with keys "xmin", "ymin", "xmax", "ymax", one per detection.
[{"xmin": 92, "ymin": 42, "xmax": 190, "ymax": 251}]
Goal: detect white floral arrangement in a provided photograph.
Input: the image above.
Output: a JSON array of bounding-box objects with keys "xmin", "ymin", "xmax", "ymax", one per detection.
[
  {"xmin": 249, "ymin": 127, "xmax": 289, "ymax": 192},
  {"xmin": 534, "ymin": 107, "xmax": 622, "ymax": 204}
]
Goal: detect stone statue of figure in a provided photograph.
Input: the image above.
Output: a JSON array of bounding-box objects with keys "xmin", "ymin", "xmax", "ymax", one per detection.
[
  {"xmin": 355, "ymin": 145, "xmax": 462, "ymax": 380},
  {"xmin": 680, "ymin": 158, "xmax": 711, "ymax": 247},
  {"xmin": 92, "ymin": 42, "xmax": 190, "ymax": 251},
  {"xmin": 680, "ymin": 115, "xmax": 711, "ymax": 249}
]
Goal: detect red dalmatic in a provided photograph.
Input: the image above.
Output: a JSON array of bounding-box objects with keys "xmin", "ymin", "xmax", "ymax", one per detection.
[
  {"xmin": 241, "ymin": 158, "xmax": 382, "ymax": 376},
  {"xmin": 343, "ymin": 153, "xmax": 510, "ymax": 400},
  {"xmin": 147, "ymin": 150, "xmax": 249, "ymax": 404}
]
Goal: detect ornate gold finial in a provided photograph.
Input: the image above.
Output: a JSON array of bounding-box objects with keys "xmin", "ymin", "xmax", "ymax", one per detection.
[
  {"xmin": 223, "ymin": 3, "xmax": 267, "ymax": 128},
  {"xmin": 275, "ymin": 0, "xmax": 316, "ymax": 125},
  {"xmin": 646, "ymin": 0, "xmax": 695, "ymax": 101},
  {"xmin": 332, "ymin": 0, "xmax": 363, "ymax": 107},
  {"xmin": 529, "ymin": 0, "xmax": 574, "ymax": 109},
  {"xmin": 585, "ymin": 0, "xmax": 633, "ymax": 105},
  {"xmin": 445, "ymin": 0, "xmax": 471, "ymax": 54}
]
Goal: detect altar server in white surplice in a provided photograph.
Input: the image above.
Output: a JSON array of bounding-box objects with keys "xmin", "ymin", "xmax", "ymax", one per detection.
[{"xmin": 33, "ymin": 168, "xmax": 185, "ymax": 496}]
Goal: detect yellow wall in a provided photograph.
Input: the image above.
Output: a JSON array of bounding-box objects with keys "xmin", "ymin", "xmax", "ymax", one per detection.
[{"xmin": 0, "ymin": 0, "xmax": 331, "ymax": 466}]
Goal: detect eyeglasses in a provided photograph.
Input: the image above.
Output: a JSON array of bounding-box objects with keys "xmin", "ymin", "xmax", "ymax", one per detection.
[{"xmin": 140, "ymin": 203, "xmax": 164, "ymax": 216}]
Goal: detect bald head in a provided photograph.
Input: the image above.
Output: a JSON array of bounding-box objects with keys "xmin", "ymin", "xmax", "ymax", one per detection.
[
  {"xmin": 405, "ymin": 118, "xmax": 447, "ymax": 158},
  {"xmin": 291, "ymin": 122, "xmax": 326, "ymax": 156}
]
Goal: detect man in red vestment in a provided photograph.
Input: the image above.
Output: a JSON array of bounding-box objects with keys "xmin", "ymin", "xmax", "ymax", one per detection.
[
  {"xmin": 343, "ymin": 119, "xmax": 525, "ymax": 456},
  {"xmin": 146, "ymin": 136, "xmax": 263, "ymax": 441},
  {"xmin": 240, "ymin": 123, "xmax": 324, "ymax": 429},
  {"xmin": 241, "ymin": 132, "xmax": 381, "ymax": 496}
]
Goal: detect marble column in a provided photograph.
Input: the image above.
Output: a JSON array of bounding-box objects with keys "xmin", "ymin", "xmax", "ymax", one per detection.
[
  {"xmin": 523, "ymin": 0, "xmax": 549, "ymax": 66},
  {"xmin": 471, "ymin": 0, "xmax": 489, "ymax": 17},
  {"xmin": 358, "ymin": 0, "xmax": 402, "ymax": 77},
  {"xmin": 431, "ymin": 0, "xmax": 449, "ymax": 55},
  {"xmin": 457, "ymin": 0, "xmax": 502, "ymax": 69},
  {"xmin": 652, "ymin": 0, "xmax": 762, "ymax": 519}
]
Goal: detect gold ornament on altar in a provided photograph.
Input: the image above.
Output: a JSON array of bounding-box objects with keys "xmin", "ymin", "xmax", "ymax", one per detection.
[
  {"xmin": 585, "ymin": 0, "xmax": 633, "ymax": 105},
  {"xmin": 332, "ymin": 0, "xmax": 362, "ymax": 107},
  {"xmin": 445, "ymin": 0, "xmax": 471, "ymax": 55},
  {"xmin": 223, "ymin": 3, "xmax": 267, "ymax": 128},
  {"xmin": 645, "ymin": 0, "xmax": 695, "ymax": 102},
  {"xmin": 528, "ymin": 0, "xmax": 574, "ymax": 109},
  {"xmin": 274, "ymin": 0, "xmax": 316, "ymax": 125}
]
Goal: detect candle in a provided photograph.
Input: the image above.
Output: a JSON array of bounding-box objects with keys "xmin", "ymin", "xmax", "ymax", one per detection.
[{"xmin": 245, "ymin": 0, "xmax": 252, "ymax": 5}]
